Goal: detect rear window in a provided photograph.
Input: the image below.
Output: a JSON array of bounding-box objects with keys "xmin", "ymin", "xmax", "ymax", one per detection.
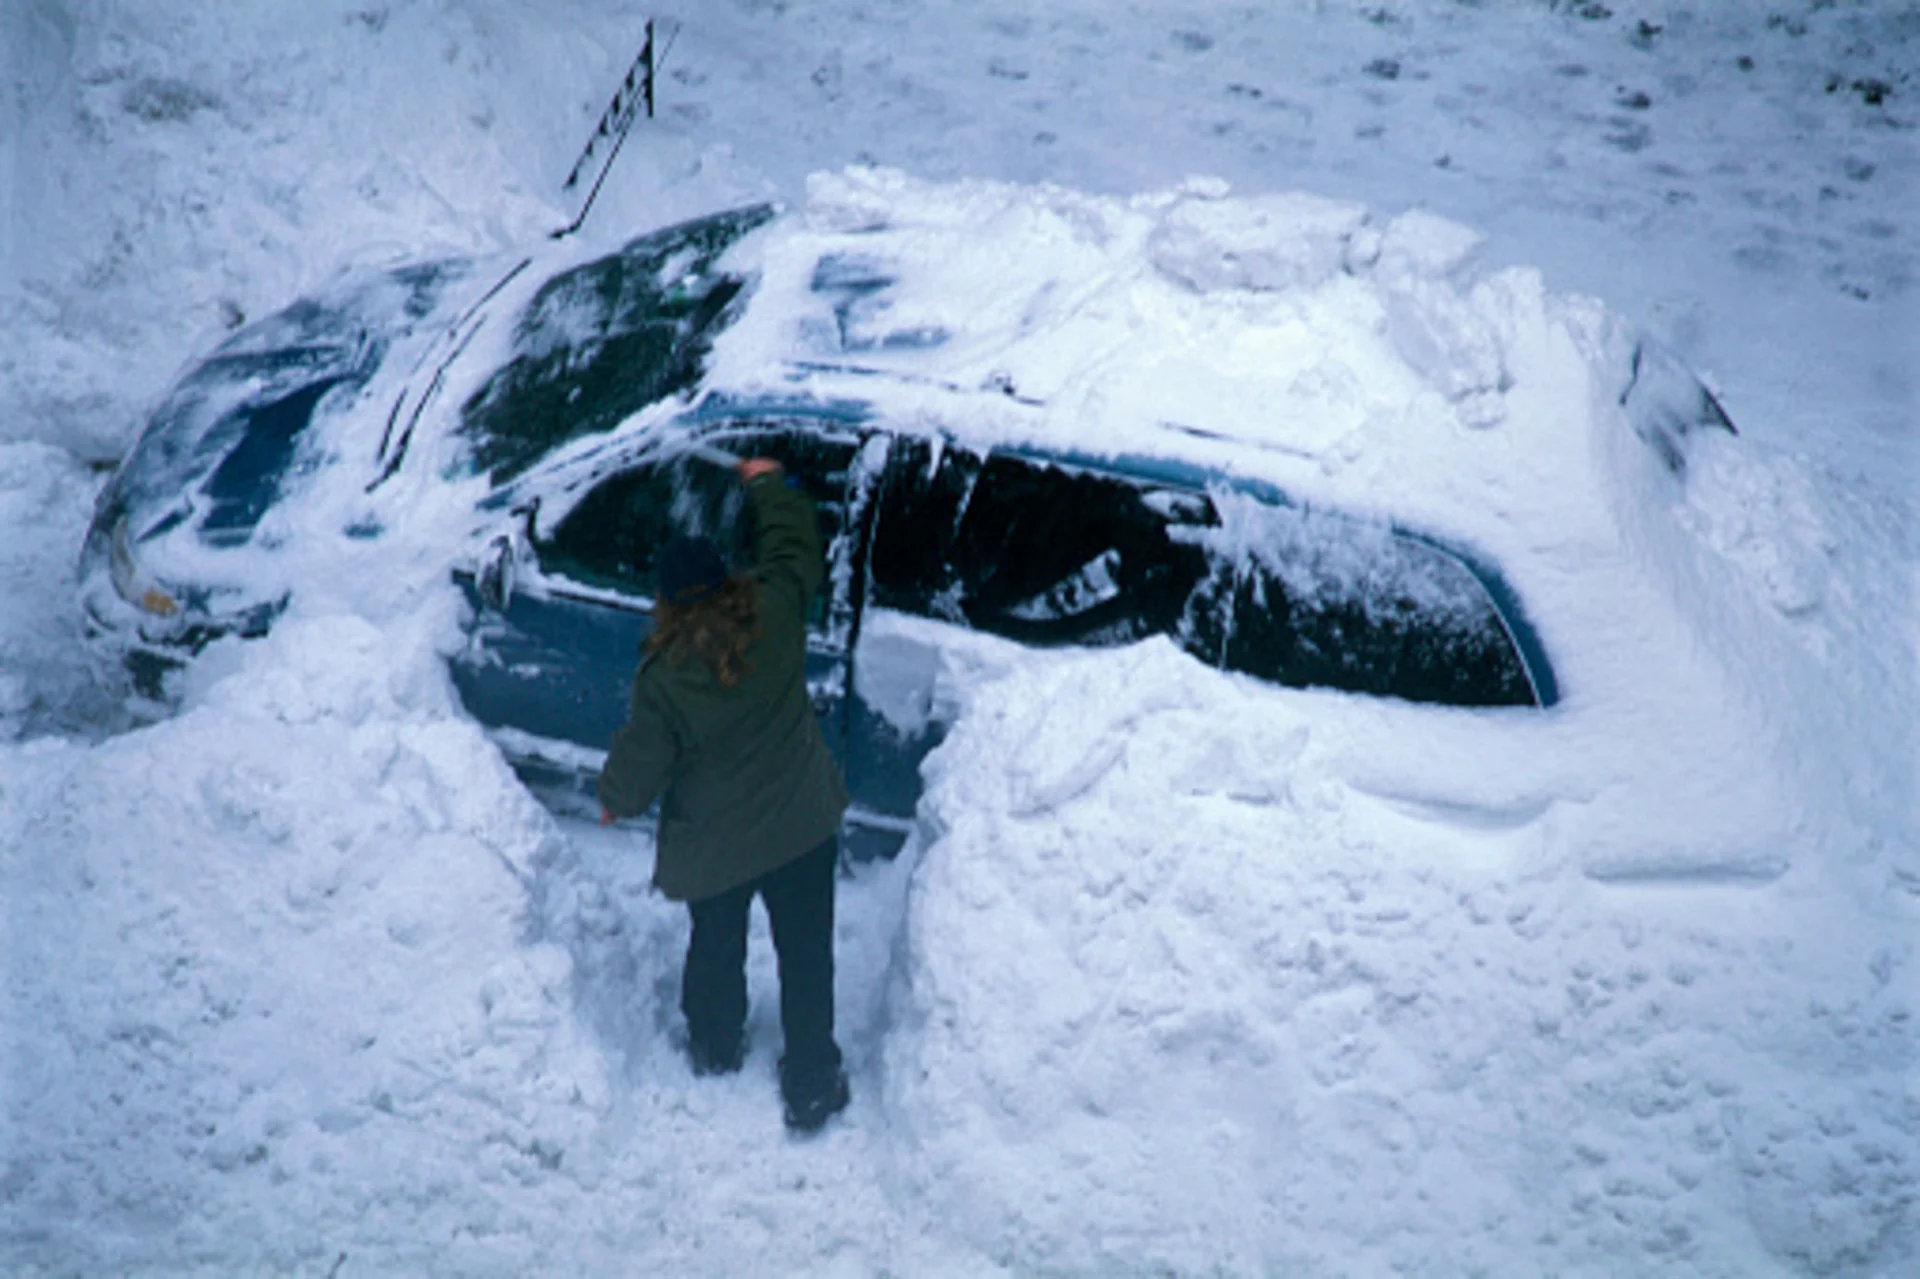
[
  {"xmin": 1618, "ymin": 338, "xmax": 1738, "ymax": 477},
  {"xmin": 459, "ymin": 205, "xmax": 775, "ymax": 483}
]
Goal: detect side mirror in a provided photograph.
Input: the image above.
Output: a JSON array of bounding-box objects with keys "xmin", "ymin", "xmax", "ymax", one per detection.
[{"xmin": 477, "ymin": 534, "xmax": 516, "ymax": 612}]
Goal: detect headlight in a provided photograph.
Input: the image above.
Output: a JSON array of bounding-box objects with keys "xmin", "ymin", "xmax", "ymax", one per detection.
[
  {"xmin": 109, "ymin": 518, "xmax": 181, "ymax": 618},
  {"xmin": 140, "ymin": 587, "xmax": 182, "ymax": 618}
]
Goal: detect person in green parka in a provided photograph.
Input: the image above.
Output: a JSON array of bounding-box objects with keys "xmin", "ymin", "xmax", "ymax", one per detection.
[{"xmin": 597, "ymin": 455, "xmax": 851, "ymax": 1134}]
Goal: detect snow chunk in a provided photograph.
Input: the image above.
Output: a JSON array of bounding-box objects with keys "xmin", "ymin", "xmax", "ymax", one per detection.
[
  {"xmin": 1346, "ymin": 208, "xmax": 1510, "ymax": 424},
  {"xmin": 1149, "ymin": 190, "xmax": 1370, "ymax": 294},
  {"xmin": 1679, "ymin": 434, "xmax": 1834, "ymax": 618},
  {"xmin": 1378, "ymin": 274, "xmax": 1510, "ymax": 422},
  {"xmin": 1374, "ymin": 208, "xmax": 1486, "ymax": 282}
]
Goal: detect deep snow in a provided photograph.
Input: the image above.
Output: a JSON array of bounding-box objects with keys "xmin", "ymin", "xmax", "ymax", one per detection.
[{"xmin": 2, "ymin": 2, "xmax": 1916, "ymax": 1275}]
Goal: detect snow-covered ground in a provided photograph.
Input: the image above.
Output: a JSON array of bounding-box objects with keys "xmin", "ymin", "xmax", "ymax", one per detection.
[{"xmin": 2, "ymin": 1, "xmax": 1915, "ymax": 1274}]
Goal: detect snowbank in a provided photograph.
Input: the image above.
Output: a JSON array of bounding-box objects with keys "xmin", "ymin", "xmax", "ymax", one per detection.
[
  {"xmin": 881, "ymin": 637, "xmax": 1917, "ymax": 1275},
  {"xmin": 3, "ymin": 0, "xmax": 1914, "ymax": 1273},
  {"xmin": 834, "ymin": 178, "xmax": 1916, "ymax": 1275},
  {"xmin": 0, "ymin": 609, "xmax": 616, "ymax": 1273}
]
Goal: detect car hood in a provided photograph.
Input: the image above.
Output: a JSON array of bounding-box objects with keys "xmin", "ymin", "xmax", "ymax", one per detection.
[{"xmin": 79, "ymin": 259, "xmax": 477, "ymax": 642}]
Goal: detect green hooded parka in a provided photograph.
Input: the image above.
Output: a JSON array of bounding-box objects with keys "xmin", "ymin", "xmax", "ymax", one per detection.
[{"xmin": 596, "ymin": 474, "xmax": 849, "ymax": 901}]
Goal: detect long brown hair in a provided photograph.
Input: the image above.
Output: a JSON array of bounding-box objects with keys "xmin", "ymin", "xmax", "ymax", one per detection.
[{"xmin": 648, "ymin": 574, "xmax": 761, "ymax": 688}]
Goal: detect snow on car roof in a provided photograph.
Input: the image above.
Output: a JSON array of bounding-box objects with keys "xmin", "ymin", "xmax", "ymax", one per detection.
[{"xmin": 701, "ymin": 168, "xmax": 1635, "ymax": 560}]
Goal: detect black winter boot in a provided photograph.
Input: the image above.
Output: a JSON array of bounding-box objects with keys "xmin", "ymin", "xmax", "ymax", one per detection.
[
  {"xmin": 780, "ymin": 1059, "xmax": 850, "ymax": 1134},
  {"xmin": 687, "ymin": 1033, "xmax": 745, "ymax": 1078}
]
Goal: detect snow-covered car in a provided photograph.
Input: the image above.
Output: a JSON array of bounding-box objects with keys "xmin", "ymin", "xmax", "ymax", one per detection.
[{"xmin": 80, "ymin": 172, "xmax": 1733, "ymax": 856}]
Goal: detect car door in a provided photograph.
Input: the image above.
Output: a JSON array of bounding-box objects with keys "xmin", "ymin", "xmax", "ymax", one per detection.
[{"xmin": 451, "ymin": 420, "xmax": 879, "ymax": 805}]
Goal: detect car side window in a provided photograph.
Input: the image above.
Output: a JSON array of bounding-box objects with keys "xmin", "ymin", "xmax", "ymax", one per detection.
[
  {"xmin": 865, "ymin": 443, "xmax": 1534, "ymax": 707},
  {"xmin": 532, "ymin": 425, "xmax": 863, "ymax": 633},
  {"xmin": 534, "ymin": 456, "xmax": 739, "ymax": 598},
  {"xmin": 867, "ymin": 447, "xmax": 1229, "ymax": 663},
  {"xmin": 949, "ymin": 454, "xmax": 1218, "ymax": 650},
  {"xmin": 866, "ymin": 436, "xmax": 982, "ymax": 619},
  {"xmin": 1209, "ymin": 494, "xmax": 1537, "ymax": 707}
]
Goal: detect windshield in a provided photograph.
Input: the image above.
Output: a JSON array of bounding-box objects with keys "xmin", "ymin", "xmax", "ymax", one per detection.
[
  {"xmin": 457, "ymin": 205, "xmax": 776, "ymax": 483},
  {"xmin": 108, "ymin": 259, "xmax": 469, "ymax": 548}
]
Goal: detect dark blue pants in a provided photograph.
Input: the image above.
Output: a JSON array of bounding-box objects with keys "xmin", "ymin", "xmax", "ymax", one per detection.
[{"xmin": 682, "ymin": 836, "xmax": 842, "ymax": 1082}]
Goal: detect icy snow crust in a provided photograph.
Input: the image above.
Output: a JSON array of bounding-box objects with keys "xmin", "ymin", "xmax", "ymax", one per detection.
[{"xmin": 4, "ymin": 2, "xmax": 1916, "ymax": 1276}]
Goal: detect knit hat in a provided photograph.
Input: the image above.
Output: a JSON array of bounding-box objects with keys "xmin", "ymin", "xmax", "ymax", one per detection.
[{"xmin": 657, "ymin": 535, "xmax": 727, "ymax": 605}]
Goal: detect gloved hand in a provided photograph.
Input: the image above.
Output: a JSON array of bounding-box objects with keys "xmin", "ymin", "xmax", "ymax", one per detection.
[
  {"xmin": 736, "ymin": 457, "xmax": 783, "ymax": 483},
  {"xmin": 600, "ymin": 807, "xmax": 617, "ymax": 826}
]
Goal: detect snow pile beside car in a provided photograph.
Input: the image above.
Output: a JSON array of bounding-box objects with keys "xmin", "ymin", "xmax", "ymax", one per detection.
[
  {"xmin": 878, "ymin": 637, "xmax": 1918, "ymax": 1275},
  {"xmin": 0, "ymin": 607, "xmax": 614, "ymax": 1272}
]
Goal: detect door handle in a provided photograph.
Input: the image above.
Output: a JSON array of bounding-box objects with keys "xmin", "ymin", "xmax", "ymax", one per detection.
[{"xmin": 477, "ymin": 534, "xmax": 516, "ymax": 611}]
